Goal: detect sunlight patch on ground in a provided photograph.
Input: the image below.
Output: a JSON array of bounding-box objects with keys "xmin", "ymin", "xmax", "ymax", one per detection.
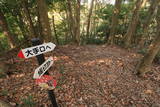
[
  {"xmin": 81, "ymin": 58, "xmax": 113, "ymax": 66},
  {"xmin": 15, "ymin": 74, "xmax": 25, "ymax": 78}
]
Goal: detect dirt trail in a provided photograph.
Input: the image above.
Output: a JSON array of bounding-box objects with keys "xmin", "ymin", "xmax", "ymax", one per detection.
[{"xmin": 0, "ymin": 45, "xmax": 160, "ymax": 107}]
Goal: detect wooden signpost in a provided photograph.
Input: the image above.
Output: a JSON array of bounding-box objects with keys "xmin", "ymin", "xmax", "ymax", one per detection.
[{"xmin": 17, "ymin": 38, "xmax": 58, "ymax": 107}]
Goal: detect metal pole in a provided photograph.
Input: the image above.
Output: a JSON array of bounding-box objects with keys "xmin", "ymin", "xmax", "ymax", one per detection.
[{"xmin": 31, "ymin": 38, "xmax": 58, "ymax": 107}]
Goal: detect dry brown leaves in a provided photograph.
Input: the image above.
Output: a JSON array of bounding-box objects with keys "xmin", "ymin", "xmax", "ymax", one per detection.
[{"xmin": 0, "ymin": 45, "xmax": 160, "ymax": 107}]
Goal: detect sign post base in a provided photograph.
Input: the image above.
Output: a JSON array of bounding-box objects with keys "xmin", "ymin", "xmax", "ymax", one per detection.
[{"xmin": 31, "ymin": 38, "xmax": 58, "ymax": 107}]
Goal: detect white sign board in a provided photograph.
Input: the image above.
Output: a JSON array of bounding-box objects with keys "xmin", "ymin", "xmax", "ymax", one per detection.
[
  {"xmin": 33, "ymin": 57, "xmax": 54, "ymax": 79},
  {"xmin": 18, "ymin": 42, "xmax": 56, "ymax": 58}
]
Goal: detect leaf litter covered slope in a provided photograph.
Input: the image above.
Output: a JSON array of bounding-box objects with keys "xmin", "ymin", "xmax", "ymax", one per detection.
[{"xmin": 0, "ymin": 45, "xmax": 160, "ymax": 107}]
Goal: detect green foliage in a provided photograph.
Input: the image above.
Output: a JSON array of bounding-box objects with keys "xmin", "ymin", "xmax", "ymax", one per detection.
[
  {"xmin": 97, "ymin": 4, "xmax": 113, "ymax": 21},
  {"xmin": 85, "ymin": 37, "xmax": 106, "ymax": 45},
  {"xmin": 0, "ymin": 0, "xmax": 158, "ymax": 48},
  {"xmin": 0, "ymin": 34, "xmax": 10, "ymax": 51},
  {"xmin": 56, "ymin": 86, "xmax": 62, "ymax": 89},
  {"xmin": 54, "ymin": 20, "xmax": 69, "ymax": 45},
  {"xmin": 21, "ymin": 96, "xmax": 36, "ymax": 107},
  {"xmin": 0, "ymin": 90, "xmax": 8, "ymax": 96},
  {"xmin": 137, "ymin": 48, "xmax": 147, "ymax": 55},
  {"xmin": 118, "ymin": 3, "xmax": 133, "ymax": 34},
  {"xmin": 0, "ymin": 68, "xmax": 6, "ymax": 78},
  {"xmin": 59, "ymin": 64, "xmax": 65, "ymax": 74},
  {"xmin": 90, "ymin": 3, "xmax": 134, "ymax": 45}
]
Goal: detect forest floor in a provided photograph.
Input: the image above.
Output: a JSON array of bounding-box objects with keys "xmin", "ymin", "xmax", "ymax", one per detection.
[{"xmin": 0, "ymin": 45, "xmax": 160, "ymax": 107}]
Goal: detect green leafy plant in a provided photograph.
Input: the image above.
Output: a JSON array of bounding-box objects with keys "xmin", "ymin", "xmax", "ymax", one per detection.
[
  {"xmin": 0, "ymin": 90, "xmax": 8, "ymax": 96},
  {"xmin": 59, "ymin": 64, "xmax": 65, "ymax": 74},
  {"xmin": 0, "ymin": 68, "xmax": 6, "ymax": 78},
  {"xmin": 21, "ymin": 96, "xmax": 36, "ymax": 107},
  {"xmin": 137, "ymin": 48, "xmax": 147, "ymax": 55}
]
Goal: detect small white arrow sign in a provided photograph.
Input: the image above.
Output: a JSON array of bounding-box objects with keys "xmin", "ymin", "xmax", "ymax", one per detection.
[
  {"xmin": 33, "ymin": 57, "xmax": 54, "ymax": 79},
  {"xmin": 18, "ymin": 42, "xmax": 56, "ymax": 59}
]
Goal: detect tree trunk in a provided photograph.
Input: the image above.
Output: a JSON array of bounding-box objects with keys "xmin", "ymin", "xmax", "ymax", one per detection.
[
  {"xmin": 93, "ymin": 0, "xmax": 97, "ymax": 37},
  {"xmin": 139, "ymin": 0, "xmax": 160, "ymax": 48},
  {"xmin": 124, "ymin": 0, "xmax": 146, "ymax": 48},
  {"xmin": 52, "ymin": 15, "xmax": 59, "ymax": 44},
  {"xmin": 108, "ymin": 0, "xmax": 122, "ymax": 45},
  {"xmin": 37, "ymin": 9, "xmax": 43, "ymax": 40},
  {"xmin": 86, "ymin": 0, "xmax": 95, "ymax": 37},
  {"xmin": 66, "ymin": 0, "xmax": 75, "ymax": 41},
  {"xmin": 141, "ymin": 0, "xmax": 148, "ymax": 7},
  {"xmin": 36, "ymin": 0, "xmax": 52, "ymax": 42},
  {"xmin": 137, "ymin": 5, "xmax": 160, "ymax": 75},
  {"xmin": 75, "ymin": 0, "xmax": 81, "ymax": 45},
  {"xmin": 65, "ymin": 8, "xmax": 71, "ymax": 42},
  {"xmin": 66, "ymin": 0, "xmax": 81, "ymax": 44},
  {"xmin": 0, "ymin": 9, "xmax": 16, "ymax": 48},
  {"xmin": 22, "ymin": 0, "xmax": 36, "ymax": 39}
]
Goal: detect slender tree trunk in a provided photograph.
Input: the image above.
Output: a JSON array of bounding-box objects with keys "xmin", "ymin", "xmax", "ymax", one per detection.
[
  {"xmin": 141, "ymin": 0, "xmax": 148, "ymax": 7},
  {"xmin": 139, "ymin": 0, "xmax": 160, "ymax": 48},
  {"xmin": 137, "ymin": 5, "xmax": 160, "ymax": 75},
  {"xmin": 65, "ymin": 9, "xmax": 71, "ymax": 42},
  {"xmin": 93, "ymin": 0, "xmax": 97, "ymax": 36},
  {"xmin": 36, "ymin": 0, "xmax": 52, "ymax": 42},
  {"xmin": 108, "ymin": 0, "xmax": 122, "ymax": 45},
  {"xmin": 66, "ymin": 0, "xmax": 81, "ymax": 44},
  {"xmin": 86, "ymin": 0, "xmax": 95, "ymax": 37},
  {"xmin": 124, "ymin": 0, "xmax": 146, "ymax": 48},
  {"xmin": 75, "ymin": 0, "xmax": 81, "ymax": 45},
  {"xmin": 0, "ymin": 9, "xmax": 16, "ymax": 48},
  {"xmin": 22, "ymin": 0, "xmax": 36, "ymax": 39},
  {"xmin": 66, "ymin": 0, "xmax": 75, "ymax": 41},
  {"xmin": 37, "ymin": 9, "xmax": 43, "ymax": 40},
  {"xmin": 52, "ymin": 15, "xmax": 59, "ymax": 44}
]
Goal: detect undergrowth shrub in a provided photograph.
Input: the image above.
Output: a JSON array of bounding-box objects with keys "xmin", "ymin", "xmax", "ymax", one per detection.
[{"xmin": 21, "ymin": 96, "xmax": 36, "ymax": 107}]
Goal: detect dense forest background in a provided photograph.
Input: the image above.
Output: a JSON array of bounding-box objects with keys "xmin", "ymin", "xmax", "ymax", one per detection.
[
  {"xmin": 1, "ymin": 0, "xmax": 160, "ymax": 75},
  {"xmin": 0, "ymin": 0, "xmax": 159, "ymax": 47}
]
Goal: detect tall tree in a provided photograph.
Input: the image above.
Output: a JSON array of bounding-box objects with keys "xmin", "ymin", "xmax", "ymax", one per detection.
[
  {"xmin": 21, "ymin": 0, "xmax": 36, "ymax": 39},
  {"xmin": 141, "ymin": 0, "xmax": 148, "ymax": 7},
  {"xmin": 139, "ymin": 0, "xmax": 160, "ymax": 48},
  {"xmin": 66, "ymin": 0, "xmax": 81, "ymax": 44},
  {"xmin": 86, "ymin": 0, "xmax": 95, "ymax": 37},
  {"xmin": 52, "ymin": 15, "xmax": 59, "ymax": 44},
  {"xmin": 108, "ymin": 0, "xmax": 122, "ymax": 45},
  {"xmin": 75, "ymin": 0, "xmax": 81, "ymax": 44},
  {"xmin": 136, "ymin": 5, "xmax": 160, "ymax": 75},
  {"xmin": 66, "ymin": 0, "xmax": 75, "ymax": 41},
  {"xmin": 124, "ymin": 0, "xmax": 147, "ymax": 48},
  {"xmin": 65, "ymin": 5, "xmax": 71, "ymax": 42},
  {"xmin": 36, "ymin": 0, "xmax": 52, "ymax": 42},
  {"xmin": 0, "ymin": 9, "xmax": 16, "ymax": 48}
]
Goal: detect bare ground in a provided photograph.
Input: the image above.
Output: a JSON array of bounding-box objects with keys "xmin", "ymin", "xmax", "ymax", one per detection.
[{"xmin": 0, "ymin": 45, "xmax": 160, "ymax": 107}]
